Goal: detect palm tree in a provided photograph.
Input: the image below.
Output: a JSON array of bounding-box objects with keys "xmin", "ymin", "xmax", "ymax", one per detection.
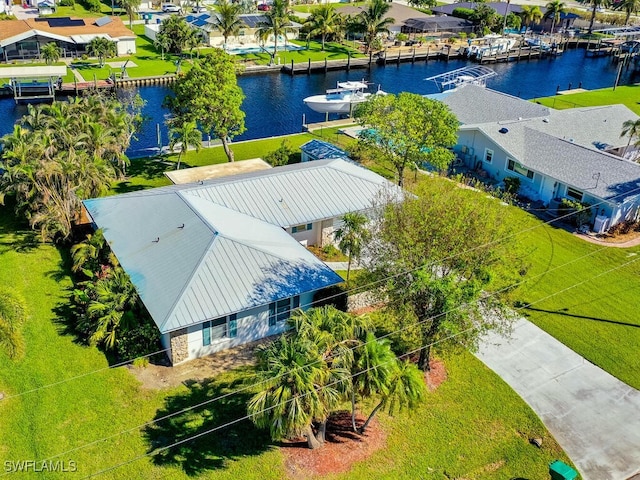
[
  {"xmin": 41, "ymin": 42, "xmax": 61, "ymax": 65},
  {"xmin": 613, "ymin": 0, "xmax": 640, "ymax": 25},
  {"xmin": 579, "ymin": 0, "xmax": 610, "ymax": 33},
  {"xmin": 305, "ymin": 4, "xmax": 341, "ymax": 51},
  {"xmin": 87, "ymin": 37, "xmax": 117, "ymax": 67},
  {"xmin": 71, "ymin": 229, "xmax": 108, "ymax": 277},
  {"xmin": 119, "ymin": 0, "xmax": 141, "ymax": 29},
  {"xmin": 215, "ymin": 0, "xmax": 243, "ymax": 49},
  {"xmin": 168, "ymin": 120, "xmax": 202, "ymax": 170},
  {"xmin": 248, "ymin": 334, "xmax": 347, "ymax": 449},
  {"xmin": 334, "ymin": 211, "xmax": 370, "ymax": 284},
  {"xmin": 351, "ymin": 0, "xmax": 395, "ymax": 54},
  {"xmin": 471, "ymin": 3, "xmax": 498, "ymax": 33},
  {"xmin": 620, "ymin": 118, "xmax": 640, "ymax": 159},
  {"xmin": 255, "ymin": 0, "xmax": 292, "ymax": 66},
  {"xmin": 521, "ymin": 5, "xmax": 543, "ymax": 32},
  {"xmin": 86, "ymin": 267, "xmax": 139, "ymax": 349},
  {"xmin": 359, "ymin": 360, "xmax": 425, "ymax": 434},
  {"xmin": 0, "ymin": 289, "xmax": 27, "ymax": 360},
  {"xmin": 544, "ymin": 0, "xmax": 566, "ymax": 34}
]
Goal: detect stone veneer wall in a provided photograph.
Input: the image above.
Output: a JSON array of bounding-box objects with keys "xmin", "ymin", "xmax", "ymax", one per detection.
[
  {"xmin": 347, "ymin": 291, "xmax": 379, "ymax": 313},
  {"xmin": 320, "ymin": 219, "xmax": 335, "ymax": 247},
  {"xmin": 169, "ymin": 328, "xmax": 189, "ymax": 364}
]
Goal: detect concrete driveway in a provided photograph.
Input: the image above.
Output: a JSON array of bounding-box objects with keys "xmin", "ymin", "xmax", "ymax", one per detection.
[{"xmin": 476, "ymin": 318, "xmax": 640, "ymax": 480}]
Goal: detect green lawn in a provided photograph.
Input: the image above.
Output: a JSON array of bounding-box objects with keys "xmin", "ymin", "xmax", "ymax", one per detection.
[
  {"xmin": 47, "ymin": 0, "xmax": 130, "ymax": 18},
  {"xmin": 534, "ymin": 84, "xmax": 640, "ymax": 115},
  {"xmin": 0, "ymin": 203, "xmax": 571, "ymax": 477}
]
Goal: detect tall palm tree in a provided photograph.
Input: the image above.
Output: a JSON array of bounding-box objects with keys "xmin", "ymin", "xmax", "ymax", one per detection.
[
  {"xmin": 215, "ymin": 0, "xmax": 243, "ymax": 49},
  {"xmin": 544, "ymin": 0, "xmax": 566, "ymax": 34},
  {"xmin": 521, "ymin": 5, "xmax": 543, "ymax": 31},
  {"xmin": 0, "ymin": 289, "xmax": 27, "ymax": 360},
  {"xmin": 613, "ymin": 0, "xmax": 640, "ymax": 25},
  {"xmin": 41, "ymin": 42, "xmax": 61, "ymax": 65},
  {"xmin": 248, "ymin": 334, "xmax": 347, "ymax": 449},
  {"xmin": 334, "ymin": 211, "xmax": 370, "ymax": 284},
  {"xmin": 351, "ymin": 0, "xmax": 395, "ymax": 54},
  {"xmin": 119, "ymin": 0, "xmax": 141, "ymax": 29},
  {"xmin": 305, "ymin": 4, "xmax": 341, "ymax": 51},
  {"xmin": 87, "ymin": 37, "xmax": 117, "ymax": 67},
  {"xmin": 255, "ymin": 0, "xmax": 292, "ymax": 66},
  {"xmin": 86, "ymin": 267, "xmax": 139, "ymax": 349},
  {"xmin": 579, "ymin": 0, "xmax": 610, "ymax": 33},
  {"xmin": 168, "ymin": 120, "xmax": 202, "ymax": 170},
  {"xmin": 620, "ymin": 118, "xmax": 640, "ymax": 158}
]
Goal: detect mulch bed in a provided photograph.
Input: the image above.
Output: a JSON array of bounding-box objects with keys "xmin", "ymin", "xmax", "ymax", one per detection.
[
  {"xmin": 282, "ymin": 412, "xmax": 387, "ymax": 479},
  {"xmin": 425, "ymin": 358, "xmax": 447, "ymax": 391}
]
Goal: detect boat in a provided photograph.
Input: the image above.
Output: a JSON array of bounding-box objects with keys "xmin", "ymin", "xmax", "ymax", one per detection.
[
  {"xmin": 303, "ymin": 80, "xmax": 385, "ymax": 115},
  {"xmin": 463, "ymin": 34, "xmax": 517, "ymax": 59},
  {"xmin": 525, "ymin": 37, "xmax": 551, "ymax": 51},
  {"xmin": 425, "ymin": 66, "xmax": 497, "ymax": 93}
]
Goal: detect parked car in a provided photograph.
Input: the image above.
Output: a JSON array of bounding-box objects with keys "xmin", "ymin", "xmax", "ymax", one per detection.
[
  {"xmin": 257, "ymin": 3, "xmax": 270, "ymax": 11},
  {"xmin": 162, "ymin": 3, "xmax": 181, "ymax": 13},
  {"xmin": 192, "ymin": 5, "xmax": 207, "ymax": 12}
]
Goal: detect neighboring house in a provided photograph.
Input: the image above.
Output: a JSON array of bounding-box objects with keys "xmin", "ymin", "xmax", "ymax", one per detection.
[
  {"xmin": 0, "ymin": 17, "xmax": 136, "ymax": 62},
  {"xmin": 402, "ymin": 17, "xmax": 476, "ymax": 37},
  {"xmin": 337, "ymin": 3, "xmax": 429, "ymax": 35},
  {"xmin": 300, "ymin": 139, "xmax": 349, "ymax": 163},
  {"xmin": 83, "ymin": 159, "xmax": 402, "ymax": 364},
  {"xmin": 437, "ymin": 85, "xmax": 640, "ymax": 230},
  {"xmin": 431, "ymin": 2, "xmax": 579, "ymax": 32}
]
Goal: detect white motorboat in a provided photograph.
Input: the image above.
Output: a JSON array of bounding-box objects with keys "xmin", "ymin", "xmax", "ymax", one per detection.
[
  {"xmin": 464, "ymin": 35, "xmax": 517, "ymax": 59},
  {"xmin": 303, "ymin": 81, "xmax": 384, "ymax": 115}
]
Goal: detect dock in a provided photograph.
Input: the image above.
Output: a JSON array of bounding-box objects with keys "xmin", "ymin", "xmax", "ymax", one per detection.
[
  {"xmin": 282, "ymin": 56, "xmax": 373, "ymax": 75},
  {"xmin": 303, "ymin": 118, "xmax": 358, "ymax": 132}
]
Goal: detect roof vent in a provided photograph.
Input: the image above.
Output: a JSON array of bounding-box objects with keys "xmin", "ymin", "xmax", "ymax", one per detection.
[
  {"xmin": 499, "ymin": 127, "xmax": 509, "ymax": 134},
  {"xmin": 542, "ymin": 118, "xmax": 550, "ymax": 123},
  {"xmin": 569, "ymin": 138, "xmax": 574, "ymax": 143}
]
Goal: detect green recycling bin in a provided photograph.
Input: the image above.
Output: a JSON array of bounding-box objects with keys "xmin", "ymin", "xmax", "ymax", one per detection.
[{"xmin": 549, "ymin": 460, "xmax": 578, "ymax": 480}]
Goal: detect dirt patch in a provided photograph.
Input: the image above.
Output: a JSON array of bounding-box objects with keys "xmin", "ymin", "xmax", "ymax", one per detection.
[
  {"xmin": 127, "ymin": 337, "xmax": 275, "ymax": 390},
  {"xmin": 282, "ymin": 412, "xmax": 387, "ymax": 479},
  {"xmin": 425, "ymin": 359, "xmax": 447, "ymax": 392}
]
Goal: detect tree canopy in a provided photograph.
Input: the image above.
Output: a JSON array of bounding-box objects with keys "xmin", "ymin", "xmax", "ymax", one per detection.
[
  {"xmin": 544, "ymin": 0, "xmax": 566, "ymax": 34},
  {"xmin": 0, "ymin": 94, "xmax": 143, "ymax": 242},
  {"xmin": 215, "ymin": 0, "xmax": 243, "ymax": 48},
  {"xmin": 305, "ymin": 4, "xmax": 342, "ymax": 51},
  {"xmin": 255, "ymin": 0, "xmax": 293, "ymax": 65},
  {"xmin": 156, "ymin": 15, "xmax": 198, "ymax": 54},
  {"xmin": 350, "ymin": 0, "xmax": 394, "ymax": 54},
  {"xmin": 354, "ymin": 93, "xmax": 459, "ymax": 187},
  {"xmin": 87, "ymin": 37, "xmax": 116, "ymax": 67},
  {"xmin": 362, "ymin": 179, "xmax": 527, "ymax": 371},
  {"xmin": 168, "ymin": 51, "xmax": 245, "ymax": 162}
]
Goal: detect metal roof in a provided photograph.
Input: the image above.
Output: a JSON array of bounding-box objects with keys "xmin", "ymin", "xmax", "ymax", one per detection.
[
  {"xmin": 300, "ymin": 139, "xmax": 349, "ymax": 160},
  {"xmin": 84, "ymin": 190, "xmax": 342, "ymax": 334}
]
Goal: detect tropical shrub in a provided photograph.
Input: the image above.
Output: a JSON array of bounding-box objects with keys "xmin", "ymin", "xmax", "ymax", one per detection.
[
  {"xmin": 558, "ymin": 198, "xmax": 592, "ymax": 227},
  {"xmin": 263, "ymin": 140, "xmax": 294, "ymax": 167},
  {"xmin": 503, "ymin": 176, "xmax": 521, "ymax": 195},
  {"xmin": 452, "ymin": 7, "xmax": 475, "ymax": 19}
]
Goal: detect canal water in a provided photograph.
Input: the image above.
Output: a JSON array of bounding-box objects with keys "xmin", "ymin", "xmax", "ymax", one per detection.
[{"xmin": 0, "ymin": 49, "xmax": 637, "ymax": 158}]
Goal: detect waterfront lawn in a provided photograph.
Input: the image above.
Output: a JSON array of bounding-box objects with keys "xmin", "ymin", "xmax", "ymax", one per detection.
[
  {"xmin": 47, "ymin": 1, "xmax": 128, "ymax": 18},
  {"xmin": 227, "ymin": 40, "xmax": 364, "ymax": 66},
  {"xmin": 534, "ymin": 84, "xmax": 640, "ymax": 115},
  {"xmin": 0, "ymin": 203, "xmax": 571, "ymax": 478}
]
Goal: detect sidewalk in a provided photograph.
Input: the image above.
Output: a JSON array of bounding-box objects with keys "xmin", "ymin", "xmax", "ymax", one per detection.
[{"xmin": 476, "ymin": 318, "xmax": 640, "ymax": 480}]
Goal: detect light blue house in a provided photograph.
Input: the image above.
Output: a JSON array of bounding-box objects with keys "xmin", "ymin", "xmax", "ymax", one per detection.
[
  {"xmin": 438, "ymin": 85, "xmax": 640, "ymax": 231},
  {"xmin": 83, "ymin": 159, "xmax": 402, "ymax": 364}
]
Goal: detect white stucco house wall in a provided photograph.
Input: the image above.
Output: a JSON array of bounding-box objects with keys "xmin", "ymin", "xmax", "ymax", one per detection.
[
  {"xmin": 436, "ymin": 85, "xmax": 640, "ymax": 231},
  {"xmin": 84, "ymin": 159, "xmax": 403, "ymax": 364}
]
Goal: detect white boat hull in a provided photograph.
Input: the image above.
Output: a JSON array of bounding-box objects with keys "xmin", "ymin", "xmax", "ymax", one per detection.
[{"xmin": 303, "ymin": 93, "xmax": 370, "ymax": 114}]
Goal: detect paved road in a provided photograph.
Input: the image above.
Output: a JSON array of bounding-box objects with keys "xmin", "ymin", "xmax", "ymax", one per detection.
[{"xmin": 476, "ymin": 318, "xmax": 640, "ymax": 480}]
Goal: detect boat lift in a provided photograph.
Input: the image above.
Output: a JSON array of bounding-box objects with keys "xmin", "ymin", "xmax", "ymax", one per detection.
[
  {"xmin": 3, "ymin": 65, "xmax": 67, "ymax": 104},
  {"xmin": 425, "ymin": 66, "xmax": 497, "ymax": 93}
]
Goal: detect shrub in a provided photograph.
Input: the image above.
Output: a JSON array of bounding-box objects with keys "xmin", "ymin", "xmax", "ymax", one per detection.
[
  {"xmin": 313, "ymin": 285, "xmax": 348, "ymax": 312},
  {"xmin": 115, "ymin": 316, "xmax": 162, "ymax": 361},
  {"xmin": 263, "ymin": 140, "xmax": 294, "ymax": 167},
  {"xmin": 452, "ymin": 7, "xmax": 474, "ymax": 20},
  {"xmin": 81, "ymin": 54, "xmax": 88, "ymax": 61},
  {"xmin": 321, "ymin": 243, "xmax": 342, "ymax": 259},
  {"xmin": 82, "ymin": 0, "xmax": 102, "ymax": 13},
  {"xmin": 58, "ymin": 0, "xmax": 75, "ymax": 6},
  {"xmin": 132, "ymin": 356, "xmax": 150, "ymax": 368},
  {"xmin": 503, "ymin": 176, "xmax": 521, "ymax": 195},
  {"xmin": 558, "ymin": 198, "xmax": 592, "ymax": 227},
  {"xmin": 396, "ymin": 33, "xmax": 408, "ymax": 42}
]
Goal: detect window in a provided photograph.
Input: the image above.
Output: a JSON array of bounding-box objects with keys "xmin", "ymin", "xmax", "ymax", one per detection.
[
  {"xmin": 484, "ymin": 148, "xmax": 493, "ymax": 163},
  {"xmin": 269, "ymin": 296, "xmax": 301, "ymax": 326},
  {"xmin": 507, "ymin": 159, "xmax": 534, "ymax": 180},
  {"xmin": 291, "ymin": 223, "xmax": 313, "ymax": 234},
  {"xmin": 566, "ymin": 187, "xmax": 583, "ymax": 201},
  {"xmin": 202, "ymin": 314, "xmax": 237, "ymax": 346}
]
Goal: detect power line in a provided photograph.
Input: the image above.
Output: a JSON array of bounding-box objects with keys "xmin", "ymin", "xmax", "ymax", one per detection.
[
  {"xmin": 15, "ymin": 241, "xmax": 621, "ymax": 473},
  {"xmin": 80, "ymin": 251, "xmax": 640, "ymax": 479},
  {"xmin": 0, "ymin": 183, "xmax": 629, "ymax": 402}
]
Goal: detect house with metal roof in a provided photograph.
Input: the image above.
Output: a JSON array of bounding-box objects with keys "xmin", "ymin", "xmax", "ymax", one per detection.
[
  {"xmin": 300, "ymin": 139, "xmax": 349, "ymax": 163},
  {"xmin": 83, "ymin": 159, "xmax": 402, "ymax": 364},
  {"xmin": 437, "ymin": 85, "xmax": 640, "ymax": 231},
  {"xmin": 0, "ymin": 17, "xmax": 136, "ymax": 62}
]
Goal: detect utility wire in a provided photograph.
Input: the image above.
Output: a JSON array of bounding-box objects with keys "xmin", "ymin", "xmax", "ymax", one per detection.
[
  {"xmin": 16, "ymin": 240, "xmax": 624, "ymax": 473},
  {"xmin": 80, "ymin": 252, "xmax": 640, "ymax": 479},
  {"xmin": 0, "ymin": 183, "xmax": 631, "ymax": 402}
]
